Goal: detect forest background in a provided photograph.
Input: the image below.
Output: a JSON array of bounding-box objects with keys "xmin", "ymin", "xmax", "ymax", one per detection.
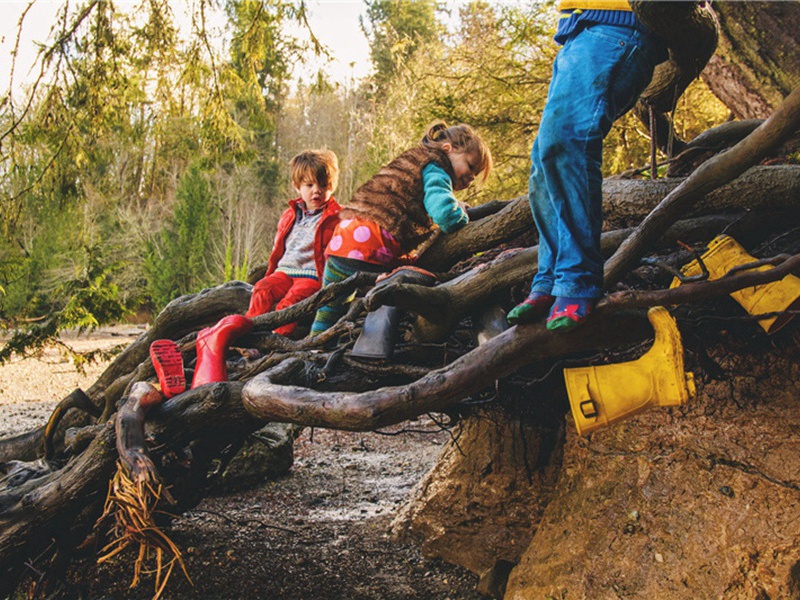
[{"xmin": 0, "ymin": 0, "xmax": 729, "ymax": 353}]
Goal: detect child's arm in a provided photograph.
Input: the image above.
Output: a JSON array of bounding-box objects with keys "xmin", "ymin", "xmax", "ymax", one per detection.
[{"xmin": 421, "ymin": 163, "xmax": 469, "ymax": 234}]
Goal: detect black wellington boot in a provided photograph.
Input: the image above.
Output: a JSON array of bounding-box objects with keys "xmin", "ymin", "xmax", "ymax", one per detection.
[{"xmin": 350, "ymin": 267, "xmax": 438, "ymax": 361}]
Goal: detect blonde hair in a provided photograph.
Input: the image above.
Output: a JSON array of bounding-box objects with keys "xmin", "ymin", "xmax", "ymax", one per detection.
[
  {"xmin": 421, "ymin": 121, "xmax": 493, "ymax": 182},
  {"xmin": 289, "ymin": 149, "xmax": 340, "ymax": 192}
]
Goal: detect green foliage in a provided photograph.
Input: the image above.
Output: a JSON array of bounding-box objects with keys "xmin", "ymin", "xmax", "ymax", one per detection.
[
  {"xmin": 0, "ymin": 244, "xmax": 130, "ymax": 367},
  {"xmin": 223, "ymin": 238, "xmax": 250, "ymax": 282},
  {"xmin": 57, "ymin": 244, "xmax": 131, "ymax": 331},
  {"xmin": 221, "ymin": 0, "xmax": 312, "ymax": 198},
  {"xmin": 605, "ymin": 78, "xmax": 730, "ymax": 175},
  {"xmin": 362, "ymin": 0, "xmax": 444, "ymax": 89},
  {"xmin": 1, "ymin": 0, "xmax": 310, "ymax": 334},
  {"xmin": 145, "ymin": 165, "xmax": 218, "ymax": 310},
  {"xmin": 672, "ymin": 77, "xmax": 732, "ymax": 144}
]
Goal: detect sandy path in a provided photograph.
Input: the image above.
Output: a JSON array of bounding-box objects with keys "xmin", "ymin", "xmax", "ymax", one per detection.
[{"xmin": 0, "ymin": 326, "xmax": 144, "ymax": 438}]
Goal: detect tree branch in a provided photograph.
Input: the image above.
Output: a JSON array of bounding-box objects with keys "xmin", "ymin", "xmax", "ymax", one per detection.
[
  {"xmin": 605, "ymin": 86, "xmax": 800, "ymax": 287},
  {"xmin": 242, "ymin": 252, "xmax": 800, "ymax": 431}
]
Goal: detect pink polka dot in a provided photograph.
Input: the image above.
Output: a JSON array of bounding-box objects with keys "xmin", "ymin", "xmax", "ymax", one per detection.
[
  {"xmin": 340, "ymin": 219, "xmax": 353, "ymax": 229},
  {"xmin": 353, "ymin": 226, "xmax": 372, "ymax": 243},
  {"xmin": 347, "ymin": 249, "xmax": 365, "ymax": 260},
  {"xmin": 328, "ymin": 235, "xmax": 343, "ymax": 252}
]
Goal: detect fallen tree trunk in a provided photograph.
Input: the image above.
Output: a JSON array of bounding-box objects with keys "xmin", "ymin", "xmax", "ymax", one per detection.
[
  {"xmin": 603, "ymin": 164, "xmax": 800, "ymax": 228},
  {"xmin": 0, "ymin": 424, "xmax": 118, "ymax": 597},
  {"xmin": 3, "ymin": 250, "xmax": 798, "ymax": 597},
  {"xmin": 0, "ymin": 381, "xmax": 260, "ymax": 597},
  {"xmin": 418, "ymin": 165, "xmax": 800, "ymax": 271}
]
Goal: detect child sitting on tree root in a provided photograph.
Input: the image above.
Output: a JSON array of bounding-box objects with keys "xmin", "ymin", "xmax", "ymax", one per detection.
[{"xmin": 150, "ymin": 150, "xmax": 341, "ymax": 397}]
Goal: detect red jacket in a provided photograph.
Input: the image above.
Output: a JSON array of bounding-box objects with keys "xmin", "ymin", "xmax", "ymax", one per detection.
[{"xmin": 265, "ymin": 197, "xmax": 341, "ymax": 280}]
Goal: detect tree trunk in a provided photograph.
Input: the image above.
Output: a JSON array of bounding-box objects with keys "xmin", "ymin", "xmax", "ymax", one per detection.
[
  {"xmin": 630, "ymin": 1, "xmax": 720, "ymax": 155},
  {"xmin": 417, "ymin": 165, "xmax": 800, "ymax": 272},
  {"xmin": 701, "ymin": 1, "xmax": 800, "ymax": 119}
]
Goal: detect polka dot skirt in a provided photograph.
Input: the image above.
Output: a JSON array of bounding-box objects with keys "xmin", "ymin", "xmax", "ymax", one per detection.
[{"xmin": 326, "ymin": 217, "xmax": 402, "ymax": 266}]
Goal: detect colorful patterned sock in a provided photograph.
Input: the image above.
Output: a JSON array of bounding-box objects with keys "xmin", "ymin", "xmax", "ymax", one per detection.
[
  {"xmin": 546, "ymin": 297, "xmax": 596, "ymax": 332},
  {"xmin": 506, "ymin": 292, "xmax": 555, "ymax": 325}
]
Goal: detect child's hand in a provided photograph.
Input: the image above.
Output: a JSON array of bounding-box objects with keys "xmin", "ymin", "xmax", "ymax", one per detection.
[
  {"xmin": 465, "ymin": 200, "xmax": 506, "ymax": 221},
  {"xmin": 376, "ymin": 265, "xmax": 437, "ymax": 283}
]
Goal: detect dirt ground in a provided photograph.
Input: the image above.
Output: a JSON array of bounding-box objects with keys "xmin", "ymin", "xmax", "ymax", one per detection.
[{"xmin": 0, "ymin": 328, "xmax": 482, "ymax": 599}]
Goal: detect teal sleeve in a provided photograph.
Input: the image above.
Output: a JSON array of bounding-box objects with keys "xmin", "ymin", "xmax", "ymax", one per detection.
[{"xmin": 422, "ymin": 163, "xmax": 468, "ymax": 234}]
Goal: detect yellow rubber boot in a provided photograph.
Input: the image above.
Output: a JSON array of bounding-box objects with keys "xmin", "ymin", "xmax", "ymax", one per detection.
[
  {"xmin": 564, "ymin": 307, "xmax": 696, "ymax": 436},
  {"xmin": 671, "ymin": 234, "xmax": 800, "ymax": 334}
]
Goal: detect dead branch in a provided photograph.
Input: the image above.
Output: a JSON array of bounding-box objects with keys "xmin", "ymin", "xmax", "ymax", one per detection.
[
  {"xmin": 43, "ymin": 388, "xmax": 99, "ymax": 461},
  {"xmin": 605, "ymin": 86, "xmax": 800, "ymax": 287},
  {"xmin": 115, "ymin": 383, "xmax": 167, "ymax": 487},
  {"xmin": 665, "ymin": 120, "xmax": 765, "ymax": 177}
]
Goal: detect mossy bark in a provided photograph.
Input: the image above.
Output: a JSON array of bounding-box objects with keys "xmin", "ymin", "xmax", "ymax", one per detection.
[{"xmin": 701, "ymin": 2, "xmax": 800, "ymax": 119}]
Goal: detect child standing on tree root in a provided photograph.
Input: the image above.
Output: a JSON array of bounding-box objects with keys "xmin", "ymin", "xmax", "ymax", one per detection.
[
  {"xmin": 150, "ymin": 150, "xmax": 341, "ymax": 397},
  {"xmin": 309, "ymin": 122, "xmax": 492, "ymax": 335},
  {"xmin": 506, "ymin": 1, "xmax": 667, "ymax": 332}
]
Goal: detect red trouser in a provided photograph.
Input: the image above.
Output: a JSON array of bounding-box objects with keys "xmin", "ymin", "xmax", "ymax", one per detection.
[{"xmin": 245, "ymin": 271, "xmax": 320, "ymax": 335}]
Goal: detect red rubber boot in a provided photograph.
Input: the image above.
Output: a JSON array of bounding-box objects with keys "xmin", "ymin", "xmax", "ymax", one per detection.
[
  {"xmin": 191, "ymin": 314, "xmax": 254, "ymax": 388},
  {"xmin": 149, "ymin": 339, "xmax": 186, "ymax": 398}
]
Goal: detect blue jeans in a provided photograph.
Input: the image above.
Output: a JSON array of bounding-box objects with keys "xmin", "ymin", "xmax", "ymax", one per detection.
[{"xmin": 530, "ymin": 23, "xmax": 664, "ymax": 299}]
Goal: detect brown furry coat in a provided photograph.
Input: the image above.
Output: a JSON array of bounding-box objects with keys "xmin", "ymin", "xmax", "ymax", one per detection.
[{"xmin": 340, "ymin": 146, "xmax": 455, "ymax": 254}]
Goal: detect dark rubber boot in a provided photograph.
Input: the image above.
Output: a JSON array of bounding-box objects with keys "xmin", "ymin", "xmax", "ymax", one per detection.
[
  {"xmin": 351, "ymin": 268, "xmax": 437, "ymax": 361},
  {"xmin": 191, "ymin": 314, "xmax": 253, "ymax": 388}
]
